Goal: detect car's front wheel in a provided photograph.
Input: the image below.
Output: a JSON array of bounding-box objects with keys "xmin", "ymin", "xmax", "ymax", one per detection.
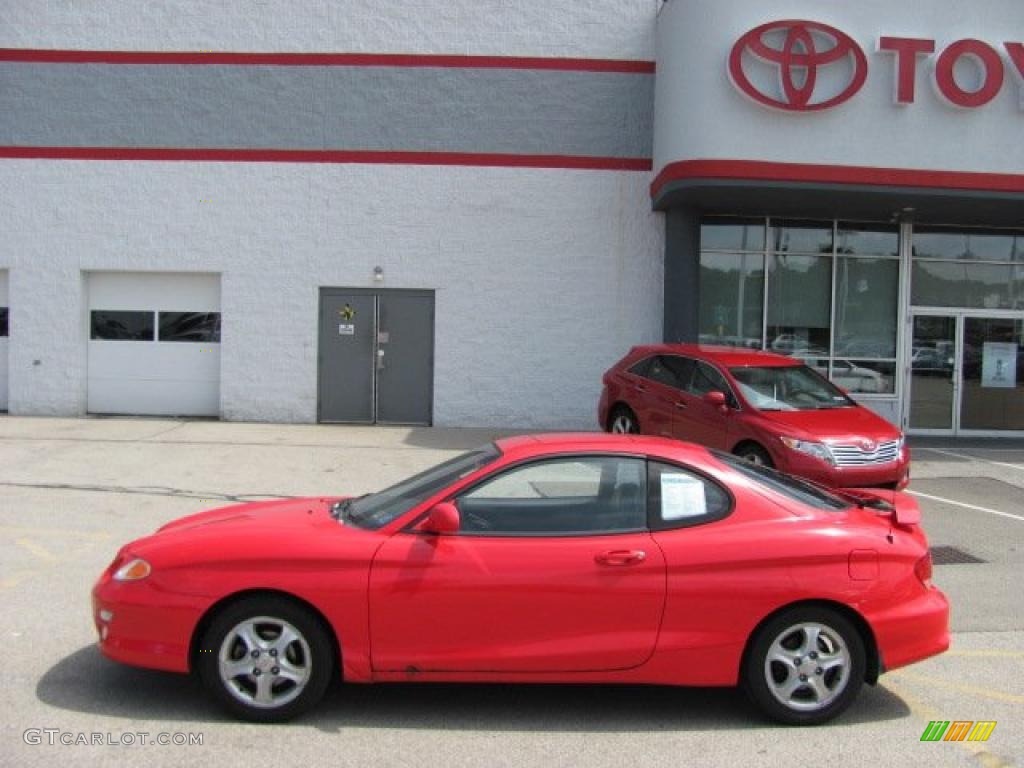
[
  {"xmin": 197, "ymin": 596, "xmax": 334, "ymax": 722},
  {"xmin": 743, "ymin": 607, "xmax": 865, "ymax": 725}
]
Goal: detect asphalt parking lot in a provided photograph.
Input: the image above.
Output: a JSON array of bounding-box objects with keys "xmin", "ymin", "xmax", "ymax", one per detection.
[{"xmin": 1, "ymin": 417, "xmax": 1021, "ymax": 768}]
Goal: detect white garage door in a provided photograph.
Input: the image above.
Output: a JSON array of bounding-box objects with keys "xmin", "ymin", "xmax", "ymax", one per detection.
[
  {"xmin": 0, "ymin": 270, "xmax": 8, "ymax": 411},
  {"xmin": 87, "ymin": 272, "xmax": 221, "ymax": 416}
]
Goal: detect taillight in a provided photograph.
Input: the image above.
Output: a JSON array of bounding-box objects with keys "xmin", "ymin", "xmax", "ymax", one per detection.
[{"xmin": 915, "ymin": 552, "xmax": 933, "ymax": 587}]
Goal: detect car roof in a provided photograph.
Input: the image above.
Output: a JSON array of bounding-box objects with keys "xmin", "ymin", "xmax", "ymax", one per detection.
[
  {"xmin": 494, "ymin": 432, "xmax": 715, "ymax": 462},
  {"xmin": 627, "ymin": 343, "xmax": 801, "ymax": 369}
]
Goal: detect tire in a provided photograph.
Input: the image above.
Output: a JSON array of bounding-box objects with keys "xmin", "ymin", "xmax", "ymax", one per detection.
[
  {"xmin": 197, "ymin": 596, "xmax": 335, "ymax": 722},
  {"xmin": 743, "ymin": 606, "xmax": 865, "ymax": 725},
  {"xmin": 608, "ymin": 405, "xmax": 640, "ymax": 434},
  {"xmin": 734, "ymin": 442, "xmax": 774, "ymax": 468}
]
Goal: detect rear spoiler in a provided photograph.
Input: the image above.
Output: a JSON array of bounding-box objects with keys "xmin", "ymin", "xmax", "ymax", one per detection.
[{"xmin": 839, "ymin": 487, "xmax": 921, "ymax": 528}]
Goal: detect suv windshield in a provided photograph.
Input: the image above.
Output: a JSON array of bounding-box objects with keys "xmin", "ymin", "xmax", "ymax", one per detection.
[
  {"xmin": 729, "ymin": 365, "xmax": 854, "ymax": 411},
  {"xmin": 713, "ymin": 451, "xmax": 850, "ymax": 511},
  {"xmin": 342, "ymin": 444, "xmax": 501, "ymax": 529}
]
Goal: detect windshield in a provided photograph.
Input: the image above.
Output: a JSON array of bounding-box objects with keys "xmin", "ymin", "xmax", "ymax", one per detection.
[
  {"xmin": 713, "ymin": 451, "xmax": 850, "ymax": 511},
  {"xmin": 729, "ymin": 365, "xmax": 855, "ymax": 411},
  {"xmin": 344, "ymin": 444, "xmax": 501, "ymax": 529}
]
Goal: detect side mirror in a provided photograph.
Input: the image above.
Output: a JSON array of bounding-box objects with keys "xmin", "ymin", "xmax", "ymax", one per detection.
[
  {"xmin": 703, "ymin": 390, "xmax": 728, "ymax": 409},
  {"xmin": 415, "ymin": 502, "xmax": 460, "ymax": 535}
]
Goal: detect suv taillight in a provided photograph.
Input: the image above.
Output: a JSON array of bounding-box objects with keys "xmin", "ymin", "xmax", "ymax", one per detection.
[{"xmin": 915, "ymin": 552, "xmax": 933, "ymax": 588}]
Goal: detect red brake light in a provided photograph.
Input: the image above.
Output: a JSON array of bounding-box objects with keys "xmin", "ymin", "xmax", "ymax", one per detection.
[{"xmin": 915, "ymin": 552, "xmax": 933, "ymax": 587}]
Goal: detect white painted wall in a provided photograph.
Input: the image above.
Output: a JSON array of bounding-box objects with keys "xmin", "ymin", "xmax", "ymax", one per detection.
[
  {"xmin": 0, "ymin": 0, "xmax": 661, "ymax": 59},
  {"xmin": 1, "ymin": 163, "xmax": 664, "ymax": 427},
  {"xmin": 0, "ymin": 270, "xmax": 7, "ymax": 411},
  {"xmin": 86, "ymin": 272, "xmax": 221, "ymax": 416},
  {"xmin": 655, "ymin": 0, "xmax": 1024, "ymax": 178}
]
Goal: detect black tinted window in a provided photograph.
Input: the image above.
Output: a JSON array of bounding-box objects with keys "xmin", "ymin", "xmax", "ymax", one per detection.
[
  {"xmin": 628, "ymin": 357, "xmax": 652, "ymax": 377},
  {"xmin": 159, "ymin": 312, "xmax": 221, "ymax": 343},
  {"xmin": 458, "ymin": 456, "xmax": 647, "ymax": 535},
  {"xmin": 90, "ymin": 310, "xmax": 154, "ymax": 341},
  {"xmin": 690, "ymin": 361, "xmax": 731, "ymax": 397},
  {"xmin": 646, "ymin": 357, "xmax": 683, "ymax": 389},
  {"xmin": 648, "ymin": 461, "xmax": 731, "ymax": 529},
  {"xmin": 0, "ymin": 307, "xmax": 7, "ymax": 337}
]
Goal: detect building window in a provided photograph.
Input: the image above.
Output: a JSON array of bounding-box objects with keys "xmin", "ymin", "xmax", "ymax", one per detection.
[
  {"xmin": 90, "ymin": 310, "xmax": 155, "ymax": 341},
  {"xmin": 911, "ymin": 227, "xmax": 1024, "ymax": 310},
  {"xmin": 699, "ymin": 218, "xmax": 900, "ymax": 395},
  {"xmin": 158, "ymin": 312, "xmax": 221, "ymax": 343},
  {"xmin": 0, "ymin": 307, "xmax": 7, "ymax": 337}
]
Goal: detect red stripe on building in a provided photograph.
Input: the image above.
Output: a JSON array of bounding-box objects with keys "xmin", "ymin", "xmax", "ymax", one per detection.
[
  {"xmin": 0, "ymin": 146, "xmax": 653, "ymax": 171},
  {"xmin": 0, "ymin": 48, "xmax": 655, "ymax": 73},
  {"xmin": 651, "ymin": 159, "xmax": 1024, "ymax": 198}
]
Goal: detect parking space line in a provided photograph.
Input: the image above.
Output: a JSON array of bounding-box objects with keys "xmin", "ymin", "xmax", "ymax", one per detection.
[
  {"xmin": 0, "ymin": 570, "xmax": 38, "ymax": 590},
  {"xmin": 0, "ymin": 525, "xmax": 112, "ymax": 541},
  {"xmin": 947, "ymin": 650, "xmax": 1024, "ymax": 659},
  {"xmin": 907, "ymin": 491, "xmax": 1024, "ymax": 523},
  {"xmin": 891, "ymin": 670, "xmax": 1024, "ymax": 705},
  {"xmin": 916, "ymin": 447, "xmax": 1024, "ymax": 472},
  {"xmin": 15, "ymin": 538, "xmax": 58, "ymax": 563}
]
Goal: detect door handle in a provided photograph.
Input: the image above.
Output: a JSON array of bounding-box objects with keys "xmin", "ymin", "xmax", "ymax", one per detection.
[
  {"xmin": 595, "ymin": 550, "xmax": 647, "ymax": 566},
  {"xmin": 377, "ymin": 348, "xmax": 385, "ymax": 371},
  {"xmin": 634, "ymin": 384, "xmax": 647, "ymax": 393},
  {"xmin": 674, "ymin": 401, "xmax": 688, "ymax": 410}
]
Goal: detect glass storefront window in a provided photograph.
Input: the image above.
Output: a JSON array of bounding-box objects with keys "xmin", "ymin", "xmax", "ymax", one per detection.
[
  {"xmin": 911, "ymin": 261, "xmax": 1024, "ymax": 310},
  {"xmin": 913, "ymin": 227, "xmax": 1024, "ymax": 261},
  {"xmin": 836, "ymin": 223, "xmax": 899, "ymax": 256},
  {"xmin": 698, "ymin": 252, "xmax": 764, "ymax": 348},
  {"xmin": 769, "ymin": 220, "xmax": 833, "ymax": 254},
  {"xmin": 766, "ymin": 254, "xmax": 831, "ymax": 354},
  {"xmin": 834, "ymin": 258, "xmax": 899, "ymax": 358},
  {"xmin": 960, "ymin": 318, "xmax": 1024, "ymax": 430},
  {"xmin": 699, "ymin": 218, "xmax": 765, "ymax": 252}
]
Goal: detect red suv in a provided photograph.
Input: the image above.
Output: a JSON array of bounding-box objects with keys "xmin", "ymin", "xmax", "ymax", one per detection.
[{"xmin": 598, "ymin": 344, "xmax": 909, "ymax": 489}]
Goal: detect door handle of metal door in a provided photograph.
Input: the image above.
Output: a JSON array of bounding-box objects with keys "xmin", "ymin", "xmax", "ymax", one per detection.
[
  {"xmin": 595, "ymin": 550, "xmax": 646, "ymax": 566},
  {"xmin": 377, "ymin": 349, "xmax": 385, "ymax": 371}
]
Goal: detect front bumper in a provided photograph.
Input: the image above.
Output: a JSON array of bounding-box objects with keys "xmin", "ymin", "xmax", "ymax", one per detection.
[
  {"xmin": 778, "ymin": 452, "xmax": 911, "ymax": 489},
  {"xmin": 92, "ymin": 574, "xmax": 205, "ymax": 674}
]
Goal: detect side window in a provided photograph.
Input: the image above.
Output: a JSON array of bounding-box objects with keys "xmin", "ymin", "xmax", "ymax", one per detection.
[
  {"xmin": 457, "ymin": 456, "xmax": 646, "ymax": 535},
  {"xmin": 646, "ymin": 356, "xmax": 682, "ymax": 389},
  {"xmin": 627, "ymin": 357, "xmax": 652, "ymax": 377},
  {"xmin": 689, "ymin": 361, "xmax": 732, "ymax": 398},
  {"xmin": 648, "ymin": 461, "xmax": 731, "ymax": 530},
  {"xmin": 661, "ymin": 355, "xmax": 695, "ymax": 390}
]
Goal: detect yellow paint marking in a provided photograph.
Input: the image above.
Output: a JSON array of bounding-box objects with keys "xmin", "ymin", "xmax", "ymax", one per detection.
[
  {"xmin": 946, "ymin": 650, "xmax": 1024, "ymax": 659},
  {"xmin": 0, "ymin": 525, "xmax": 111, "ymax": 541},
  {"xmin": 16, "ymin": 538, "xmax": 58, "ymax": 563},
  {"xmin": 885, "ymin": 677, "xmax": 1012, "ymax": 768},
  {"xmin": 0, "ymin": 570, "xmax": 38, "ymax": 590},
  {"xmin": 891, "ymin": 670, "xmax": 1024, "ymax": 705}
]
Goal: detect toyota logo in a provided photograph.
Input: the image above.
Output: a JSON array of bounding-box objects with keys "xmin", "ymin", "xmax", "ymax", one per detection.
[
  {"xmin": 859, "ymin": 440, "xmax": 877, "ymax": 453},
  {"xmin": 729, "ymin": 20, "xmax": 868, "ymax": 112}
]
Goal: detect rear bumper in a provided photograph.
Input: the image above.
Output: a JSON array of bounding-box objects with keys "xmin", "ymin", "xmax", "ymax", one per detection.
[{"xmin": 871, "ymin": 587, "xmax": 950, "ymax": 673}]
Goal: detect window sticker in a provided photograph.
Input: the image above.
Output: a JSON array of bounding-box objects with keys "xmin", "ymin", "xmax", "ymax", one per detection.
[{"xmin": 661, "ymin": 473, "xmax": 707, "ymax": 520}]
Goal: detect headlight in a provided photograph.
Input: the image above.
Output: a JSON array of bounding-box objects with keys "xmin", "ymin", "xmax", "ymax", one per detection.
[
  {"xmin": 113, "ymin": 558, "xmax": 151, "ymax": 581},
  {"xmin": 779, "ymin": 436, "xmax": 835, "ymax": 466}
]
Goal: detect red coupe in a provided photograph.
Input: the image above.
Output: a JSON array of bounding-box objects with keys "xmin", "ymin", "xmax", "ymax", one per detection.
[
  {"xmin": 599, "ymin": 345, "xmax": 910, "ymax": 489},
  {"xmin": 92, "ymin": 434, "xmax": 948, "ymax": 724}
]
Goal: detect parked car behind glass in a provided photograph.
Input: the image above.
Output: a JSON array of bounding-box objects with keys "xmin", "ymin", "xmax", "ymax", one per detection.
[{"xmin": 598, "ymin": 344, "xmax": 909, "ymax": 489}]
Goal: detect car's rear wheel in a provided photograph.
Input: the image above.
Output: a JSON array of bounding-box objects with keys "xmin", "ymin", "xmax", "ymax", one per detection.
[
  {"xmin": 608, "ymin": 405, "xmax": 640, "ymax": 434},
  {"xmin": 734, "ymin": 442, "xmax": 773, "ymax": 468},
  {"xmin": 197, "ymin": 596, "xmax": 334, "ymax": 722},
  {"xmin": 743, "ymin": 607, "xmax": 865, "ymax": 725}
]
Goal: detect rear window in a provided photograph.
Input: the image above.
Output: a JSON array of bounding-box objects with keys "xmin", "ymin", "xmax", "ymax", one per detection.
[{"xmin": 713, "ymin": 451, "xmax": 851, "ymax": 511}]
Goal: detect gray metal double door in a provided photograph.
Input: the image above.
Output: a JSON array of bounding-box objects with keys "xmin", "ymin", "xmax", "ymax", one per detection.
[{"xmin": 318, "ymin": 288, "xmax": 434, "ymax": 424}]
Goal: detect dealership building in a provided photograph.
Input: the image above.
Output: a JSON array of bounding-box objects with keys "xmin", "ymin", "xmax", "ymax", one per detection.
[{"xmin": 1, "ymin": 0, "xmax": 1023, "ymax": 436}]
